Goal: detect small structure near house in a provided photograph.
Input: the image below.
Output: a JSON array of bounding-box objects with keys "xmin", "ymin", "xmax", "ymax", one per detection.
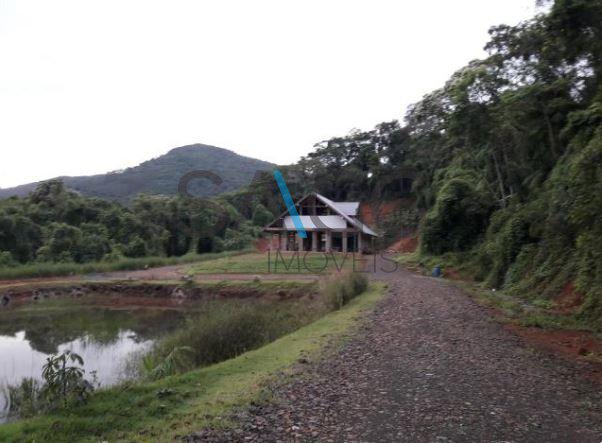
[{"xmin": 263, "ymin": 193, "xmax": 378, "ymax": 253}]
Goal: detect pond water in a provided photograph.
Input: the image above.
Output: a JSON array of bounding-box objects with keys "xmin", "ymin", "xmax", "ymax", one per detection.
[{"xmin": 0, "ymin": 296, "xmax": 192, "ymax": 423}]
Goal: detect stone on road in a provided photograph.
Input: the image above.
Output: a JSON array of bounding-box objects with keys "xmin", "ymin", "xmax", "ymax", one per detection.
[{"xmin": 189, "ymin": 262, "xmax": 602, "ymax": 442}]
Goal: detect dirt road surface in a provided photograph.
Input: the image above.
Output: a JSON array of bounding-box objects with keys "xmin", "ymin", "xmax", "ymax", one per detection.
[{"xmin": 188, "ymin": 258, "xmax": 602, "ymax": 442}]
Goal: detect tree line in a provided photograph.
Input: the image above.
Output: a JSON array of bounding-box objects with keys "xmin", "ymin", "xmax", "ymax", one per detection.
[
  {"xmin": 242, "ymin": 0, "xmax": 602, "ymax": 327},
  {"xmin": 0, "ymin": 179, "xmax": 273, "ymax": 266}
]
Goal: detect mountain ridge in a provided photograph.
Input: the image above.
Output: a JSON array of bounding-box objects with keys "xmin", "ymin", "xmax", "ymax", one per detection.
[{"xmin": 0, "ymin": 144, "xmax": 275, "ymax": 203}]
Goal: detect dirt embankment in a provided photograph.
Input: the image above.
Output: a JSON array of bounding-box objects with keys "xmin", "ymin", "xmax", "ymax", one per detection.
[
  {"xmin": 387, "ymin": 235, "xmax": 418, "ymax": 253},
  {"xmin": 359, "ymin": 198, "xmax": 410, "ymax": 227},
  {"xmin": 552, "ymin": 282, "xmax": 585, "ymax": 314},
  {"xmin": 0, "ymin": 281, "xmax": 316, "ymax": 310}
]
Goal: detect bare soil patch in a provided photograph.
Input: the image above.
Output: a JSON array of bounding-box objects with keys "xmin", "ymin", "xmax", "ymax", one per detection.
[{"xmin": 552, "ymin": 282, "xmax": 585, "ymax": 314}]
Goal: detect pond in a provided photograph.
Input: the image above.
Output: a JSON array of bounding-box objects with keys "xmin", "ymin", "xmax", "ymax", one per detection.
[{"xmin": 0, "ymin": 296, "xmax": 193, "ymax": 423}]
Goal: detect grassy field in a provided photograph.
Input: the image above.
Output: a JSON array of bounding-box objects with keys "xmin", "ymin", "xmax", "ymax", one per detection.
[
  {"xmin": 0, "ymin": 250, "xmax": 253, "ymax": 281},
  {"xmin": 0, "ymin": 283, "xmax": 386, "ymax": 442},
  {"xmin": 187, "ymin": 251, "xmax": 360, "ymax": 275}
]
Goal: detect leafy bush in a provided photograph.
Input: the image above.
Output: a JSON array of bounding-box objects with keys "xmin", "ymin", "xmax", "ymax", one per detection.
[
  {"xmin": 144, "ymin": 277, "xmax": 368, "ymax": 379},
  {"xmin": 0, "ymin": 250, "xmax": 16, "ymax": 267},
  {"xmin": 323, "ymin": 272, "xmax": 369, "ymax": 310},
  {"xmin": 251, "ymin": 204, "xmax": 274, "ymax": 227},
  {"xmin": 41, "ymin": 350, "xmax": 95, "ymax": 409},
  {"xmin": 2, "ymin": 351, "xmax": 96, "ymax": 420},
  {"xmin": 149, "ymin": 303, "xmax": 274, "ymax": 371},
  {"xmin": 421, "ymin": 178, "xmax": 493, "ymax": 255}
]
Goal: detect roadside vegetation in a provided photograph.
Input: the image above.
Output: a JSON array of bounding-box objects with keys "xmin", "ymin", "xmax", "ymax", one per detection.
[
  {"xmin": 0, "ymin": 179, "xmax": 269, "ymax": 270},
  {"xmin": 227, "ymin": 0, "xmax": 600, "ymax": 331},
  {"xmin": 398, "ymin": 251, "xmax": 602, "ymax": 336},
  {"xmin": 0, "ymin": 250, "xmax": 252, "ymax": 281},
  {"xmin": 0, "ymin": 277, "xmax": 381, "ymax": 442},
  {"xmin": 186, "ymin": 251, "xmax": 356, "ymax": 275}
]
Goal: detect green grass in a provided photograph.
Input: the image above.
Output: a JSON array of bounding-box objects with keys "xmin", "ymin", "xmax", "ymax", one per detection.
[
  {"xmin": 0, "ymin": 283, "xmax": 386, "ymax": 442},
  {"xmin": 0, "ymin": 250, "xmax": 253, "ymax": 281},
  {"xmin": 187, "ymin": 251, "xmax": 357, "ymax": 275}
]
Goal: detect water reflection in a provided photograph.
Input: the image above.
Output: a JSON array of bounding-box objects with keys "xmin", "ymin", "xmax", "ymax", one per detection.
[
  {"xmin": 0, "ymin": 298, "xmax": 189, "ymax": 423},
  {"xmin": 0, "ymin": 330, "xmax": 152, "ymax": 387}
]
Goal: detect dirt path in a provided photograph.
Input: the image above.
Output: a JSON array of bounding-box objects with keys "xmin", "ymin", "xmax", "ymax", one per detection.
[
  {"xmin": 0, "ymin": 266, "xmax": 320, "ymax": 290},
  {"xmin": 189, "ymin": 260, "xmax": 602, "ymax": 442}
]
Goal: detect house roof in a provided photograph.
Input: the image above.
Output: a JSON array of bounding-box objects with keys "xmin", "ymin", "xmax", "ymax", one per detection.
[
  {"xmin": 283, "ymin": 215, "xmax": 347, "ymax": 230},
  {"xmin": 264, "ymin": 192, "xmax": 378, "ymax": 237},
  {"xmin": 315, "ymin": 194, "xmax": 378, "ymax": 236},
  {"xmin": 330, "ymin": 201, "xmax": 359, "ymax": 216}
]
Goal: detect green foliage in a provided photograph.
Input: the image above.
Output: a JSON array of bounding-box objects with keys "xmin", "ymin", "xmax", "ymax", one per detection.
[
  {"xmin": 421, "ymin": 177, "xmax": 493, "ymax": 254},
  {"xmin": 0, "ymin": 250, "xmax": 250, "ymax": 280},
  {"xmin": 0, "ymin": 250, "xmax": 16, "ymax": 267},
  {"xmin": 146, "ymin": 296, "xmax": 326, "ymax": 377},
  {"xmin": 376, "ymin": 207, "xmax": 420, "ymax": 248},
  {"xmin": 0, "ymin": 284, "xmax": 384, "ymax": 443},
  {"xmin": 251, "ymin": 203, "xmax": 273, "ymax": 226},
  {"xmin": 0, "ymin": 180, "xmax": 257, "ymax": 267},
  {"xmin": 41, "ymin": 350, "xmax": 95, "ymax": 409},
  {"xmin": 2, "ymin": 351, "xmax": 96, "ymax": 421},
  {"xmin": 145, "ymin": 274, "xmax": 368, "ymax": 379},
  {"xmin": 2, "ymin": 378, "xmax": 43, "ymax": 420},
  {"xmin": 323, "ymin": 272, "xmax": 369, "ymax": 310},
  {"xmin": 143, "ymin": 346, "xmax": 194, "ymax": 380},
  {"xmin": 222, "ymin": 222, "xmax": 259, "ymax": 251}
]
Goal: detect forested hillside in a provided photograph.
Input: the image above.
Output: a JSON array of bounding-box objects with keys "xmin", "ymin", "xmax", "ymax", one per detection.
[
  {"xmin": 238, "ymin": 0, "xmax": 602, "ymax": 328},
  {"xmin": 0, "ymin": 179, "xmax": 265, "ymax": 266},
  {"xmin": 0, "ymin": 144, "xmax": 274, "ymax": 203}
]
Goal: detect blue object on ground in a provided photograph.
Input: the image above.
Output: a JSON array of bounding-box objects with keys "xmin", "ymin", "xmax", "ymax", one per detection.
[{"xmin": 432, "ymin": 265, "xmax": 442, "ymax": 277}]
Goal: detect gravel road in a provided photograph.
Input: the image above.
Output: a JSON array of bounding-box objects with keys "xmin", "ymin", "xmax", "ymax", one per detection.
[{"xmin": 188, "ymin": 259, "xmax": 602, "ymax": 442}]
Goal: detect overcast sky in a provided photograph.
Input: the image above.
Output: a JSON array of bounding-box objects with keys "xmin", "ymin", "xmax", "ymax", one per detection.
[{"xmin": 0, "ymin": 0, "xmax": 540, "ymax": 188}]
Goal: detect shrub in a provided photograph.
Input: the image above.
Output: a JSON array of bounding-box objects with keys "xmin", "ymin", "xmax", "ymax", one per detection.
[
  {"xmin": 0, "ymin": 250, "xmax": 16, "ymax": 267},
  {"xmin": 41, "ymin": 350, "xmax": 95, "ymax": 409},
  {"xmin": 147, "ymin": 301, "xmax": 303, "ymax": 375},
  {"xmin": 2, "ymin": 351, "xmax": 96, "ymax": 420},
  {"xmin": 323, "ymin": 272, "xmax": 369, "ymax": 310},
  {"xmin": 251, "ymin": 204, "xmax": 274, "ymax": 227},
  {"xmin": 421, "ymin": 178, "xmax": 492, "ymax": 255},
  {"xmin": 2, "ymin": 378, "xmax": 44, "ymax": 420}
]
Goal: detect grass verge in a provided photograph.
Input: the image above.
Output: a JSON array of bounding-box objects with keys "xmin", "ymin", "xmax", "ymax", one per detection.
[
  {"xmin": 0, "ymin": 250, "xmax": 253, "ymax": 281},
  {"xmin": 0, "ymin": 283, "xmax": 386, "ymax": 442}
]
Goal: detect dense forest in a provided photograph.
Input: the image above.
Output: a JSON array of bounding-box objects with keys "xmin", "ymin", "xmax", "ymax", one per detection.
[
  {"xmin": 0, "ymin": 0, "xmax": 600, "ymax": 326},
  {"xmin": 240, "ymin": 0, "xmax": 602, "ymax": 328},
  {"xmin": 0, "ymin": 179, "xmax": 267, "ymax": 266}
]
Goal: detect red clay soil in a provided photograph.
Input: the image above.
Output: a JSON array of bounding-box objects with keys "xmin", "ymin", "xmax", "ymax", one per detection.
[
  {"xmin": 552, "ymin": 282, "xmax": 584, "ymax": 314},
  {"xmin": 387, "ymin": 235, "xmax": 418, "ymax": 253},
  {"xmin": 254, "ymin": 237, "xmax": 270, "ymax": 252},
  {"xmin": 443, "ymin": 267, "xmax": 464, "ymax": 280},
  {"xmin": 504, "ymin": 324, "xmax": 602, "ymax": 383},
  {"xmin": 359, "ymin": 199, "xmax": 408, "ymax": 226}
]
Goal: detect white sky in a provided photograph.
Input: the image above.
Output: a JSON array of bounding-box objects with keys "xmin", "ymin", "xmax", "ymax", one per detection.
[{"xmin": 0, "ymin": 0, "xmax": 539, "ymax": 188}]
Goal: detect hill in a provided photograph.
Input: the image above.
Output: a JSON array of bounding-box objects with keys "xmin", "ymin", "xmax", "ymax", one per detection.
[{"xmin": 0, "ymin": 144, "xmax": 275, "ymax": 203}]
